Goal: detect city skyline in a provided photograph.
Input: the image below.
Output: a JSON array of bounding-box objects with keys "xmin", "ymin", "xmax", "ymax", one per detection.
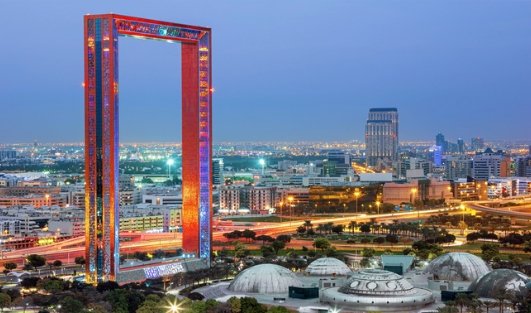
[{"xmin": 1, "ymin": 1, "xmax": 531, "ymax": 143}]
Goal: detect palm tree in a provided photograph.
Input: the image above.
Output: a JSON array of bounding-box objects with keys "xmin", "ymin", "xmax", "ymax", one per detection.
[
  {"xmin": 316, "ymin": 224, "xmax": 325, "ymax": 235},
  {"xmin": 325, "ymin": 222, "xmax": 334, "ymax": 235},
  {"xmin": 481, "ymin": 299, "xmax": 496, "ymax": 313},
  {"xmin": 348, "ymin": 221, "xmax": 357, "ymax": 234},
  {"xmin": 495, "ymin": 289, "xmax": 510, "ymax": 313},
  {"xmin": 304, "ymin": 220, "xmax": 313, "ymax": 231}
]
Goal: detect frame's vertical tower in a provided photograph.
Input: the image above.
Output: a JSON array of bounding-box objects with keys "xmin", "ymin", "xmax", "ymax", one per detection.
[
  {"xmin": 84, "ymin": 15, "xmax": 120, "ymax": 283},
  {"xmin": 84, "ymin": 14, "xmax": 212, "ymax": 283}
]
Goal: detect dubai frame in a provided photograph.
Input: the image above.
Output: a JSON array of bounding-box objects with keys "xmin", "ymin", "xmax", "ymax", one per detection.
[{"xmin": 84, "ymin": 14, "xmax": 212, "ymax": 283}]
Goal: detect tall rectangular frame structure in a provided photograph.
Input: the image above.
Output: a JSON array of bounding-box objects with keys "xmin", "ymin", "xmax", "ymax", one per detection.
[{"xmin": 84, "ymin": 14, "xmax": 212, "ymax": 283}]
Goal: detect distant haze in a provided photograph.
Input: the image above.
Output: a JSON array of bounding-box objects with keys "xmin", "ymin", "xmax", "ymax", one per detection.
[{"xmin": 0, "ymin": 1, "xmax": 530, "ymax": 143}]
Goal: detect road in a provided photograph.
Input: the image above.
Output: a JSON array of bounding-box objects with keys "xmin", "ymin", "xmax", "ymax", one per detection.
[
  {"xmin": 3, "ymin": 198, "xmax": 530, "ymax": 266},
  {"xmin": 1, "ymin": 208, "xmax": 455, "ymax": 266},
  {"xmin": 466, "ymin": 197, "xmax": 531, "ymax": 219}
]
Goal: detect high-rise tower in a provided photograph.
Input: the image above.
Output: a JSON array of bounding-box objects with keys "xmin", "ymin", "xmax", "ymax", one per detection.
[{"xmin": 365, "ymin": 108, "xmax": 398, "ymax": 167}]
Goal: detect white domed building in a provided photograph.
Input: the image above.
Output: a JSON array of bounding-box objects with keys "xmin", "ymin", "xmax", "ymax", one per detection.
[
  {"xmin": 469, "ymin": 269, "xmax": 530, "ymax": 299},
  {"xmin": 228, "ymin": 263, "xmax": 302, "ymax": 294},
  {"xmin": 321, "ymin": 269, "xmax": 434, "ymax": 312},
  {"xmin": 305, "ymin": 257, "xmax": 352, "ymax": 276},
  {"xmin": 424, "ymin": 252, "xmax": 490, "ymax": 291}
]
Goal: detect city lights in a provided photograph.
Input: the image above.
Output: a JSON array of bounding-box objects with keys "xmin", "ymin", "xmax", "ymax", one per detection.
[{"xmin": 0, "ymin": 3, "xmax": 529, "ymax": 313}]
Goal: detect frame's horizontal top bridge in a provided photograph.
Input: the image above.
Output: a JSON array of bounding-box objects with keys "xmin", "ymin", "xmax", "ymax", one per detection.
[{"xmin": 85, "ymin": 14, "xmax": 211, "ymax": 43}]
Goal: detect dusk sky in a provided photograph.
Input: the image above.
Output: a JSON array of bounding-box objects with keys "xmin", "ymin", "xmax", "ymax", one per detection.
[{"xmin": 1, "ymin": 1, "xmax": 530, "ymax": 143}]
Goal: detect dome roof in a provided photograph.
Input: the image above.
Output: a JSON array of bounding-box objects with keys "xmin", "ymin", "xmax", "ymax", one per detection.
[
  {"xmin": 469, "ymin": 269, "xmax": 529, "ymax": 299},
  {"xmin": 339, "ymin": 269, "xmax": 417, "ymax": 296},
  {"xmin": 228, "ymin": 264, "xmax": 302, "ymax": 294},
  {"xmin": 305, "ymin": 257, "xmax": 352, "ymax": 276},
  {"xmin": 424, "ymin": 253, "xmax": 489, "ymax": 282}
]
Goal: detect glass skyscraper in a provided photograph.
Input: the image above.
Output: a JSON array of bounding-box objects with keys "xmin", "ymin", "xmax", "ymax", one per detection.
[{"xmin": 365, "ymin": 108, "xmax": 399, "ymax": 167}]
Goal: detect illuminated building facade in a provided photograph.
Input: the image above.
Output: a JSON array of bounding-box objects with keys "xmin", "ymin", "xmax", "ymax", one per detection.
[
  {"xmin": 365, "ymin": 108, "xmax": 399, "ymax": 167},
  {"xmin": 84, "ymin": 14, "xmax": 212, "ymax": 283}
]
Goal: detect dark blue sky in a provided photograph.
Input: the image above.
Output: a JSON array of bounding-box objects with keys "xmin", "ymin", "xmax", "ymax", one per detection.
[{"xmin": 1, "ymin": 1, "xmax": 530, "ymax": 143}]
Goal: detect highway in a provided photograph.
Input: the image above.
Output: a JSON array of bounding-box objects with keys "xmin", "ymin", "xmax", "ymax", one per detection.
[
  {"xmin": 0, "ymin": 207, "xmax": 456, "ymax": 266},
  {"xmin": 2, "ymin": 198, "xmax": 530, "ymax": 267},
  {"xmin": 465, "ymin": 197, "xmax": 531, "ymax": 219}
]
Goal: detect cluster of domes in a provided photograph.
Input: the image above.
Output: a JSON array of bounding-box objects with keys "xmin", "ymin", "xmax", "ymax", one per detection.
[
  {"xmin": 322, "ymin": 269, "xmax": 434, "ymax": 312},
  {"xmin": 469, "ymin": 269, "xmax": 530, "ymax": 299},
  {"xmin": 228, "ymin": 264, "xmax": 302, "ymax": 294},
  {"xmin": 424, "ymin": 252, "xmax": 490, "ymax": 282},
  {"xmin": 305, "ymin": 257, "xmax": 352, "ymax": 276}
]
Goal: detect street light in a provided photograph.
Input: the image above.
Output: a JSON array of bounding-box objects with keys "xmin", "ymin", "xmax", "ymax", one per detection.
[
  {"xmin": 354, "ymin": 190, "xmax": 361, "ymax": 214},
  {"xmin": 287, "ymin": 196, "xmax": 294, "ymax": 225},
  {"xmin": 259, "ymin": 158, "xmax": 266, "ymax": 175},
  {"xmin": 375, "ymin": 200, "xmax": 381, "ymax": 215},
  {"xmin": 410, "ymin": 188, "xmax": 417, "ymax": 204},
  {"xmin": 410, "ymin": 188, "xmax": 419, "ymax": 221},
  {"xmin": 165, "ymin": 298, "xmax": 184, "ymax": 313},
  {"xmin": 166, "ymin": 159, "xmax": 175, "ymax": 179}
]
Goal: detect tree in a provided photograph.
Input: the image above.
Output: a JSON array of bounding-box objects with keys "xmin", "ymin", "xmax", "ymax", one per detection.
[
  {"xmin": 437, "ymin": 305, "xmax": 458, "ymax": 313},
  {"xmin": 359, "ymin": 223, "xmax": 371, "ymax": 234},
  {"xmin": 227, "ymin": 297, "xmax": 241, "ymax": 313},
  {"xmin": 271, "ymin": 240, "xmax": 286, "ymax": 255},
  {"xmin": 106, "ymin": 289, "xmax": 129, "ymax": 313},
  {"xmin": 240, "ymin": 297, "xmax": 266, "ymax": 313},
  {"xmin": 141, "ymin": 177, "xmax": 154, "ymax": 184},
  {"xmin": 3, "ymin": 262, "xmax": 16, "ymax": 272},
  {"xmin": 59, "ymin": 296, "xmax": 85, "ymax": 313},
  {"xmin": 97, "ymin": 281, "xmax": 120, "ymax": 292},
  {"xmin": 153, "ymin": 249, "xmax": 165, "ymax": 259},
  {"xmin": 331, "ymin": 225, "xmax": 344, "ymax": 234},
  {"xmin": 0, "ymin": 293, "xmax": 10, "ymax": 313},
  {"xmin": 20, "ymin": 277, "xmax": 41, "ymax": 288},
  {"xmin": 53, "ymin": 260, "xmax": 62, "ymax": 267},
  {"xmin": 261, "ymin": 245, "xmax": 275, "ymax": 258},
  {"xmin": 348, "ymin": 221, "xmax": 357, "ymax": 234},
  {"xmin": 268, "ymin": 306, "xmax": 291, "ymax": 313},
  {"xmin": 26, "ymin": 254, "xmax": 46, "ymax": 268},
  {"xmin": 313, "ymin": 238, "xmax": 331, "ymax": 252},
  {"xmin": 455, "ymin": 293, "xmax": 472, "ymax": 313},
  {"xmin": 362, "ymin": 248, "xmax": 375, "ymax": 258},
  {"xmin": 385, "ymin": 234, "xmax": 399, "ymax": 244},
  {"xmin": 373, "ymin": 237, "xmax": 385, "ymax": 244},
  {"xmin": 242, "ymin": 229, "xmax": 256, "ymax": 242},
  {"xmin": 296, "ymin": 225, "xmax": 306, "ymax": 234},
  {"xmin": 136, "ymin": 295, "xmax": 161, "ymax": 313},
  {"xmin": 523, "ymin": 240, "xmax": 531, "ymax": 253},
  {"xmin": 276, "ymin": 235, "xmax": 291, "ymax": 243},
  {"xmin": 255, "ymin": 235, "xmax": 274, "ymax": 245},
  {"xmin": 37, "ymin": 278, "xmax": 64, "ymax": 294},
  {"xmin": 74, "ymin": 256, "xmax": 86, "ymax": 265},
  {"xmin": 234, "ymin": 242, "xmax": 249, "ymax": 260},
  {"xmin": 481, "ymin": 243, "xmax": 500, "ymax": 262}
]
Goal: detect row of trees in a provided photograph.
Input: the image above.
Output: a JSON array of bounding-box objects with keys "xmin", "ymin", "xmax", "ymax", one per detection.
[
  {"xmin": 295, "ymin": 220, "xmax": 455, "ymax": 245},
  {"xmin": 426, "ymin": 213, "xmax": 512, "ymax": 232}
]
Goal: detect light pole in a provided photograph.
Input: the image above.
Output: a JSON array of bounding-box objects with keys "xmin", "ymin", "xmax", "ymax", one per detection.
[
  {"xmin": 288, "ymin": 196, "xmax": 294, "ymax": 226},
  {"xmin": 259, "ymin": 158, "xmax": 266, "ymax": 175},
  {"xmin": 166, "ymin": 159, "xmax": 175, "ymax": 180},
  {"xmin": 375, "ymin": 200, "xmax": 381, "ymax": 215},
  {"xmin": 354, "ymin": 190, "xmax": 361, "ymax": 214},
  {"xmin": 410, "ymin": 188, "xmax": 417, "ymax": 204},
  {"xmin": 410, "ymin": 188, "xmax": 418, "ymax": 220}
]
